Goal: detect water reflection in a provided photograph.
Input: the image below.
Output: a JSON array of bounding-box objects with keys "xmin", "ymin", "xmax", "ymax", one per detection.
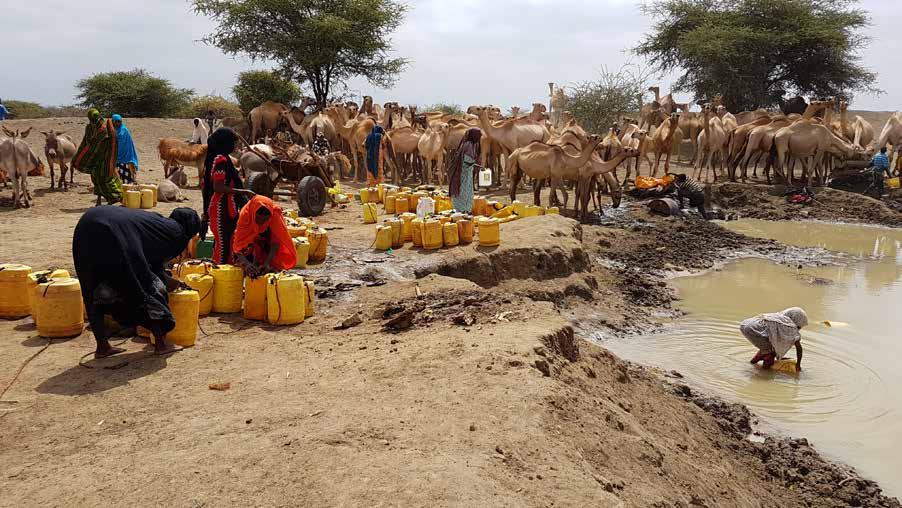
[{"xmin": 604, "ymin": 220, "xmax": 902, "ymax": 498}]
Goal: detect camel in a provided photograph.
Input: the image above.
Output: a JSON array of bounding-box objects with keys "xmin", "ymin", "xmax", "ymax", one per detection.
[
  {"xmin": 650, "ymin": 113, "xmax": 683, "ymax": 177},
  {"xmin": 733, "ymin": 109, "xmax": 771, "ymax": 126},
  {"xmin": 417, "ymin": 122, "xmax": 450, "ymax": 184},
  {"xmin": 725, "ymin": 115, "xmax": 773, "ymax": 180},
  {"xmin": 648, "ymin": 86, "xmax": 676, "ymax": 115},
  {"xmin": 476, "ymin": 107, "xmax": 549, "ymax": 155},
  {"xmin": 717, "ymin": 106, "xmax": 738, "ymax": 133},
  {"xmin": 575, "ymin": 148, "xmax": 638, "ymax": 220},
  {"xmin": 739, "ymin": 101, "xmax": 832, "ymax": 181},
  {"xmin": 871, "ymin": 112, "xmax": 902, "ymax": 172},
  {"xmin": 639, "ymin": 101, "xmax": 667, "ymax": 131},
  {"xmin": 676, "ymin": 108, "xmax": 703, "ymax": 162},
  {"xmin": 694, "ymin": 105, "xmax": 728, "ymax": 183},
  {"xmin": 249, "ymin": 101, "xmax": 288, "ymax": 143},
  {"xmin": 280, "ymin": 107, "xmax": 339, "ymax": 149},
  {"xmin": 851, "ymin": 115, "xmax": 875, "ymax": 149},
  {"xmin": 506, "ymin": 135, "xmax": 601, "ymax": 208},
  {"xmin": 773, "ymin": 121, "xmax": 861, "ymax": 186},
  {"xmin": 323, "ymin": 105, "xmax": 376, "ymax": 181}
]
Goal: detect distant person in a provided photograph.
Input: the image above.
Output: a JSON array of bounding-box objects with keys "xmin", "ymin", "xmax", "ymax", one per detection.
[
  {"xmin": 111, "ymin": 114, "xmax": 139, "ymax": 184},
  {"xmin": 871, "ymin": 147, "xmax": 891, "ymax": 195},
  {"xmin": 231, "ymin": 196, "xmax": 296, "ymax": 278},
  {"xmin": 740, "ymin": 307, "xmax": 808, "ymax": 371},
  {"xmin": 0, "ymin": 99, "xmax": 9, "ymax": 121},
  {"xmin": 446, "ymin": 128, "xmax": 481, "ymax": 213},
  {"xmin": 205, "ymin": 110, "xmax": 217, "ymax": 134},
  {"xmin": 312, "ymin": 130, "xmax": 331, "ymax": 156},
  {"xmin": 72, "ymin": 109, "xmax": 123, "ymax": 206},
  {"xmin": 204, "ymin": 128, "xmax": 253, "ymax": 264},
  {"xmin": 73, "ymin": 206, "xmax": 201, "ymax": 358},
  {"xmin": 673, "ymin": 173, "xmax": 707, "ymax": 219},
  {"xmin": 190, "ymin": 118, "xmax": 209, "ymax": 145},
  {"xmin": 364, "ymin": 125, "xmax": 386, "ymax": 186}
]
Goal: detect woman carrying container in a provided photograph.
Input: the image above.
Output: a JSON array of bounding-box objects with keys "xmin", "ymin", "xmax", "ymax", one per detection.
[
  {"xmin": 740, "ymin": 307, "xmax": 808, "ymax": 371},
  {"xmin": 446, "ymin": 128, "xmax": 482, "ymax": 213},
  {"xmin": 111, "ymin": 114, "xmax": 139, "ymax": 184},
  {"xmin": 72, "ymin": 108, "xmax": 123, "ymax": 206},
  {"xmin": 73, "ymin": 206, "xmax": 201, "ymax": 358},
  {"xmin": 203, "ymin": 128, "xmax": 253, "ymax": 264},
  {"xmin": 232, "ymin": 196, "xmax": 296, "ymax": 278}
]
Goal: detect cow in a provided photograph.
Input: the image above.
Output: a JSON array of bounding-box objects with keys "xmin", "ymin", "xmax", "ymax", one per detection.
[
  {"xmin": 157, "ymin": 138, "xmax": 207, "ymax": 185},
  {"xmin": 41, "ymin": 130, "xmax": 77, "ymax": 189},
  {"xmin": 0, "ymin": 136, "xmax": 44, "ymax": 208}
]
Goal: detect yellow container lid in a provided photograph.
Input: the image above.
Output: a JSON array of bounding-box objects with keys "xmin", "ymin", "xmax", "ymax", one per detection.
[{"xmin": 0, "ymin": 263, "xmax": 32, "ymax": 279}]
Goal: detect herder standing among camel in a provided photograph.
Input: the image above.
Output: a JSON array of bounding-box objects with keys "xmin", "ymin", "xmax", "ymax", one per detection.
[
  {"xmin": 870, "ymin": 147, "xmax": 891, "ymax": 196},
  {"xmin": 72, "ymin": 109, "xmax": 123, "ymax": 206},
  {"xmin": 112, "ymin": 114, "xmax": 139, "ymax": 184},
  {"xmin": 364, "ymin": 125, "xmax": 386, "ymax": 186},
  {"xmin": 446, "ymin": 128, "xmax": 482, "ymax": 213}
]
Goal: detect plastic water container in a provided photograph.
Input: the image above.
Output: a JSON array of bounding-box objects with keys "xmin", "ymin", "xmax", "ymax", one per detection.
[
  {"xmin": 138, "ymin": 184, "xmax": 158, "ymax": 206},
  {"xmin": 422, "ymin": 220, "xmax": 443, "ymax": 250},
  {"xmin": 394, "ymin": 196, "xmax": 410, "ymax": 214},
  {"xmin": 293, "ymin": 237, "xmax": 310, "ymax": 268},
  {"xmin": 123, "ymin": 190, "xmax": 141, "ymax": 209},
  {"xmin": 374, "ymin": 225, "xmax": 393, "ymax": 251},
  {"xmin": 511, "ymin": 200, "xmax": 526, "ymax": 217},
  {"xmin": 362, "ymin": 202, "xmax": 379, "ymax": 224},
  {"xmin": 304, "ymin": 280, "xmax": 315, "ymax": 318},
  {"xmin": 175, "ymin": 259, "xmax": 214, "ymax": 281},
  {"xmin": 163, "ymin": 289, "xmax": 199, "ymax": 347},
  {"xmin": 243, "ymin": 275, "xmax": 270, "ymax": 321},
  {"xmin": 410, "ymin": 191, "xmax": 428, "ymax": 212},
  {"xmin": 400, "ymin": 213, "xmax": 416, "ymax": 242},
  {"xmin": 34, "ymin": 278, "xmax": 84, "ymax": 338},
  {"xmin": 771, "ymin": 359, "xmax": 800, "ymax": 375},
  {"xmin": 472, "ymin": 197, "xmax": 487, "ymax": 216},
  {"xmin": 385, "ymin": 218, "xmax": 403, "ymax": 248},
  {"xmin": 479, "ymin": 167, "xmax": 492, "ymax": 187},
  {"xmin": 416, "ymin": 197, "xmax": 435, "ymax": 218},
  {"xmin": 411, "ymin": 218, "xmax": 424, "ymax": 247},
  {"xmin": 307, "ymin": 228, "xmax": 328, "ymax": 263},
  {"xmin": 522, "ymin": 205, "xmax": 544, "ymax": 217},
  {"xmin": 211, "ymin": 264, "xmax": 244, "ymax": 313},
  {"xmin": 139, "ymin": 188, "xmax": 154, "ymax": 209},
  {"xmin": 442, "ymin": 222, "xmax": 460, "ymax": 247},
  {"xmin": 478, "ymin": 218, "xmax": 500, "ymax": 247},
  {"xmin": 27, "ymin": 269, "xmax": 70, "ymax": 324},
  {"xmin": 0, "ymin": 263, "xmax": 32, "ymax": 318},
  {"xmin": 546, "ymin": 207, "xmax": 560, "ymax": 215},
  {"xmin": 185, "ymin": 273, "xmax": 214, "ymax": 316},
  {"xmin": 287, "ymin": 224, "xmax": 307, "ymax": 238},
  {"xmin": 887, "ymin": 177, "xmax": 900, "ymax": 190},
  {"xmin": 457, "ymin": 219, "xmax": 474, "ymax": 244},
  {"xmin": 266, "ymin": 273, "xmax": 306, "ymax": 325},
  {"xmin": 196, "ymin": 239, "xmax": 214, "ymax": 259},
  {"xmin": 384, "ymin": 194, "xmax": 397, "ymax": 214}
]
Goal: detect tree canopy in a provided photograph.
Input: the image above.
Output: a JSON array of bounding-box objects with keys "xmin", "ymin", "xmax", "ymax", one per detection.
[
  {"xmin": 232, "ymin": 70, "xmax": 303, "ymax": 113},
  {"xmin": 193, "ymin": 0, "xmax": 409, "ymax": 107},
  {"xmin": 76, "ymin": 69, "xmax": 194, "ymax": 117},
  {"xmin": 634, "ymin": 0, "xmax": 878, "ymax": 111},
  {"xmin": 564, "ymin": 65, "xmax": 651, "ymax": 134}
]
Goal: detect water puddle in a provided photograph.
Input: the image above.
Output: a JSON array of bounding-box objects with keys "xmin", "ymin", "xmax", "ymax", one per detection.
[{"xmin": 603, "ymin": 219, "xmax": 902, "ymax": 497}]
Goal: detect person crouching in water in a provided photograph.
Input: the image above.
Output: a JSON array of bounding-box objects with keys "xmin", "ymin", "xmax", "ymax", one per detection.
[
  {"xmin": 73, "ymin": 206, "xmax": 201, "ymax": 358},
  {"xmin": 673, "ymin": 173, "xmax": 707, "ymax": 219},
  {"xmin": 231, "ymin": 196, "xmax": 297, "ymax": 278},
  {"xmin": 740, "ymin": 307, "xmax": 808, "ymax": 371}
]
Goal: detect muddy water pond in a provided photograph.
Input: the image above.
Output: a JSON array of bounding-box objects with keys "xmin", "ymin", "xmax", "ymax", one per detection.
[{"xmin": 605, "ymin": 219, "xmax": 902, "ymax": 497}]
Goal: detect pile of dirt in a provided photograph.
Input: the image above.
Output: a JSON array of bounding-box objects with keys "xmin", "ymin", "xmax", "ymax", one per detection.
[{"xmin": 711, "ymin": 182, "xmax": 902, "ymax": 227}]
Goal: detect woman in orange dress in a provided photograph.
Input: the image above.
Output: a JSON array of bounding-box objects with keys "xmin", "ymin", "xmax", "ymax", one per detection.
[{"xmin": 231, "ymin": 196, "xmax": 297, "ymax": 278}]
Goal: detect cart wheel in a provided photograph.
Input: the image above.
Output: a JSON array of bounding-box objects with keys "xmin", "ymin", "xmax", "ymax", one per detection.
[
  {"xmin": 297, "ymin": 176, "xmax": 327, "ymax": 216},
  {"xmin": 246, "ymin": 171, "xmax": 274, "ymax": 198}
]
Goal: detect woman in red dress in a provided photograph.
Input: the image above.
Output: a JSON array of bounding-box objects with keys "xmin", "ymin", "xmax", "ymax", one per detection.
[{"xmin": 203, "ymin": 128, "xmax": 254, "ymax": 264}]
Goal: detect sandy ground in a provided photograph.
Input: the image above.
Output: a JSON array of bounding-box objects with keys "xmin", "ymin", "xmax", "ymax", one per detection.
[{"xmin": 1, "ymin": 118, "xmax": 900, "ymax": 507}]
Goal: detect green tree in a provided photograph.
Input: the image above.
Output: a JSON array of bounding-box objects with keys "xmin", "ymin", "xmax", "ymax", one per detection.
[
  {"xmin": 563, "ymin": 65, "xmax": 652, "ymax": 135},
  {"xmin": 232, "ymin": 70, "xmax": 302, "ymax": 113},
  {"xmin": 193, "ymin": 0, "xmax": 409, "ymax": 107},
  {"xmin": 3, "ymin": 101, "xmax": 49, "ymax": 119},
  {"xmin": 421, "ymin": 103, "xmax": 464, "ymax": 116},
  {"xmin": 634, "ymin": 0, "xmax": 879, "ymax": 111},
  {"xmin": 185, "ymin": 95, "xmax": 245, "ymax": 119},
  {"xmin": 75, "ymin": 69, "xmax": 194, "ymax": 117}
]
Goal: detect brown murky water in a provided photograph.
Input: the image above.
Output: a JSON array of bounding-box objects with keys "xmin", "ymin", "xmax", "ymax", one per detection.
[{"xmin": 605, "ymin": 220, "xmax": 902, "ymax": 497}]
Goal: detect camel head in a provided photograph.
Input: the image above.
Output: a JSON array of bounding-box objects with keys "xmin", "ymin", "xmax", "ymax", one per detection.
[
  {"xmin": 621, "ymin": 146, "xmax": 639, "ymax": 158},
  {"xmin": 715, "ymin": 105, "xmax": 728, "ymax": 117},
  {"xmin": 531, "ymin": 103, "xmax": 547, "ymax": 114},
  {"xmin": 648, "ymin": 86, "xmax": 660, "ymax": 93},
  {"xmin": 561, "ymin": 111, "xmax": 574, "ymax": 124},
  {"xmin": 675, "ymin": 103, "xmax": 691, "ymax": 113},
  {"xmin": 509, "ymin": 106, "xmax": 521, "ymax": 117}
]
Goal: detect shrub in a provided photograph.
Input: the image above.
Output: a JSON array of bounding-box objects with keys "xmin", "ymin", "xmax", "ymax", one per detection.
[
  {"xmin": 232, "ymin": 71, "xmax": 302, "ymax": 114},
  {"xmin": 184, "ymin": 95, "xmax": 244, "ymax": 119},
  {"xmin": 4, "ymin": 101, "xmax": 49, "ymax": 119},
  {"xmin": 421, "ymin": 103, "xmax": 464, "ymax": 116},
  {"xmin": 76, "ymin": 68, "xmax": 194, "ymax": 117}
]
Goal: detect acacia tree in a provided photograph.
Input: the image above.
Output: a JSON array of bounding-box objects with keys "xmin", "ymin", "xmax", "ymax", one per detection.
[
  {"xmin": 76, "ymin": 69, "xmax": 194, "ymax": 117},
  {"xmin": 634, "ymin": 0, "xmax": 879, "ymax": 111},
  {"xmin": 193, "ymin": 0, "xmax": 409, "ymax": 107},
  {"xmin": 232, "ymin": 70, "xmax": 302, "ymax": 113},
  {"xmin": 564, "ymin": 65, "xmax": 652, "ymax": 135}
]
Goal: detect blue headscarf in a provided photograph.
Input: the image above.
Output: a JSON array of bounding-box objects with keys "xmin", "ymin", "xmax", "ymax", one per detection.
[
  {"xmin": 364, "ymin": 125, "xmax": 384, "ymax": 178},
  {"xmin": 112, "ymin": 114, "xmax": 139, "ymax": 170}
]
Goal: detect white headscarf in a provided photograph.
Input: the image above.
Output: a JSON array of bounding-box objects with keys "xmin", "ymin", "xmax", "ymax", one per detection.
[
  {"xmin": 760, "ymin": 307, "xmax": 808, "ymax": 358},
  {"xmin": 191, "ymin": 118, "xmax": 209, "ymax": 144}
]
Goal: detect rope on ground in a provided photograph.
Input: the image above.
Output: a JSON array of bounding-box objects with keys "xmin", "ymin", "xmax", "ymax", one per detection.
[{"xmin": 0, "ymin": 337, "xmax": 53, "ymax": 401}]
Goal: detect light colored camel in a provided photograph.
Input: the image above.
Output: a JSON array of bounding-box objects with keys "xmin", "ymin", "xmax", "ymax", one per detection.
[
  {"xmin": 575, "ymin": 149, "xmax": 638, "ymax": 220},
  {"xmin": 249, "ymin": 101, "xmax": 288, "ymax": 142},
  {"xmin": 323, "ymin": 105, "xmax": 376, "ymax": 181},
  {"xmin": 506, "ymin": 135, "xmax": 601, "ymax": 208},
  {"xmin": 725, "ymin": 115, "xmax": 773, "ymax": 180},
  {"xmin": 733, "ymin": 109, "xmax": 770, "ymax": 126},
  {"xmin": 280, "ymin": 108, "xmax": 338, "ymax": 149},
  {"xmin": 650, "ymin": 113, "xmax": 683, "ymax": 177},
  {"xmin": 676, "ymin": 107, "xmax": 703, "ymax": 162},
  {"xmin": 717, "ymin": 106, "xmax": 738, "ymax": 133},
  {"xmin": 737, "ymin": 115, "xmax": 792, "ymax": 181},
  {"xmin": 417, "ymin": 122, "xmax": 450, "ymax": 184},
  {"xmin": 694, "ymin": 105, "xmax": 728, "ymax": 183},
  {"xmin": 871, "ymin": 112, "xmax": 902, "ymax": 171},
  {"xmin": 773, "ymin": 121, "xmax": 861, "ymax": 186},
  {"xmin": 648, "ymin": 86, "xmax": 676, "ymax": 115},
  {"xmin": 476, "ymin": 107, "xmax": 549, "ymax": 154}
]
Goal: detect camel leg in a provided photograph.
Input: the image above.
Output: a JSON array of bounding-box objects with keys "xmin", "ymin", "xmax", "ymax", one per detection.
[{"xmin": 664, "ymin": 150, "xmax": 673, "ymax": 176}]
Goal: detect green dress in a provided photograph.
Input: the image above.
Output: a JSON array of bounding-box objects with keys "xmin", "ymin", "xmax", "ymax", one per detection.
[
  {"xmin": 73, "ymin": 109, "xmax": 122, "ymax": 204},
  {"xmin": 452, "ymin": 154, "xmax": 476, "ymax": 213}
]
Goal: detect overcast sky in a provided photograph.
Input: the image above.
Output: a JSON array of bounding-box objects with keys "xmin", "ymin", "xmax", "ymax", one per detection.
[{"xmin": 4, "ymin": 0, "xmax": 899, "ymax": 111}]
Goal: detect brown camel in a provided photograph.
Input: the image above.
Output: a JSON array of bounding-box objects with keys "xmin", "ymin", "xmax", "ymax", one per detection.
[
  {"xmin": 773, "ymin": 121, "xmax": 861, "ymax": 186},
  {"xmin": 417, "ymin": 122, "xmax": 450, "ymax": 184},
  {"xmin": 694, "ymin": 105, "xmax": 728, "ymax": 183},
  {"xmin": 249, "ymin": 101, "xmax": 288, "ymax": 143},
  {"xmin": 650, "ymin": 113, "xmax": 683, "ymax": 177},
  {"xmin": 575, "ymin": 148, "xmax": 638, "ymax": 220},
  {"xmin": 323, "ymin": 105, "xmax": 376, "ymax": 181},
  {"xmin": 506, "ymin": 135, "xmax": 601, "ymax": 209}
]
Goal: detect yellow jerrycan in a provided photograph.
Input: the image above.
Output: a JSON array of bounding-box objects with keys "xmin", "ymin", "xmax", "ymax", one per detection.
[
  {"xmin": 522, "ymin": 205, "xmax": 544, "ymax": 217},
  {"xmin": 422, "ymin": 220, "xmax": 443, "ymax": 250},
  {"xmin": 400, "ymin": 213, "xmax": 416, "ymax": 242},
  {"xmin": 210, "ymin": 264, "xmax": 244, "ymax": 313},
  {"xmin": 374, "ymin": 225, "xmax": 393, "ymax": 251},
  {"xmin": 511, "ymin": 200, "xmax": 526, "ymax": 217},
  {"xmin": 384, "ymin": 194, "xmax": 397, "ymax": 214},
  {"xmin": 139, "ymin": 184, "xmax": 158, "ymax": 206},
  {"xmin": 478, "ymin": 218, "xmax": 501, "ymax": 247},
  {"xmin": 394, "ymin": 194, "xmax": 410, "ymax": 214},
  {"xmin": 185, "ymin": 273, "xmax": 214, "ymax": 316},
  {"xmin": 123, "ymin": 190, "xmax": 141, "ymax": 209},
  {"xmin": 770, "ymin": 359, "xmax": 800, "ymax": 375},
  {"xmin": 546, "ymin": 206, "xmax": 559, "ymax": 215},
  {"xmin": 307, "ymin": 228, "xmax": 329, "ymax": 263},
  {"xmin": 175, "ymin": 259, "xmax": 213, "ymax": 281},
  {"xmin": 457, "ymin": 219, "xmax": 474, "ymax": 244},
  {"xmin": 304, "ymin": 280, "xmax": 315, "ymax": 318},
  {"xmin": 362, "ymin": 202, "xmax": 379, "ymax": 224},
  {"xmin": 150, "ymin": 290, "xmax": 199, "ymax": 347},
  {"xmin": 472, "ymin": 197, "xmax": 487, "ymax": 216},
  {"xmin": 410, "ymin": 191, "xmax": 428, "ymax": 212},
  {"xmin": 287, "ymin": 224, "xmax": 307, "ymax": 238},
  {"xmin": 27, "ymin": 269, "xmax": 70, "ymax": 324},
  {"xmin": 0, "ymin": 263, "xmax": 33, "ymax": 318},
  {"xmin": 385, "ymin": 218, "xmax": 403, "ymax": 248},
  {"xmin": 442, "ymin": 222, "xmax": 460, "ymax": 247},
  {"xmin": 293, "ymin": 237, "xmax": 310, "ymax": 268},
  {"xmin": 243, "ymin": 274, "xmax": 271, "ymax": 321},
  {"xmin": 411, "ymin": 218, "xmax": 424, "ymax": 247},
  {"xmin": 266, "ymin": 273, "xmax": 306, "ymax": 325},
  {"xmin": 34, "ymin": 278, "xmax": 85, "ymax": 338},
  {"xmin": 139, "ymin": 188, "xmax": 154, "ymax": 209}
]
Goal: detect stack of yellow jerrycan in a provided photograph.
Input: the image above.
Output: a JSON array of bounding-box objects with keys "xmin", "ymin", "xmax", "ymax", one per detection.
[
  {"xmin": 293, "ymin": 237, "xmax": 310, "ymax": 268},
  {"xmin": 185, "ymin": 273, "xmax": 214, "ymax": 316},
  {"xmin": 175, "ymin": 259, "xmax": 213, "ymax": 281},
  {"xmin": 26, "ymin": 269, "xmax": 70, "ymax": 324},
  {"xmin": 287, "ymin": 222, "xmax": 307, "ymax": 238},
  {"xmin": 266, "ymin": 273, "xmax": 306, "ymax": 325},
  {"xmin": 34, "ymin": 278, "xmax": 84, "ymax": 338},
  {"xmin": 422, "ymin": 220, "xmax": 443, "ymax": 250},
  {"xmin": 243, "ymin": 274, "xmax": 271, "ymax": 321},
  {"xmin": 362, "ymin": 202, "xmax": 379, "ymax": 224},
  {"xmin": 123, "ymin": 189, "xmax": 142, "ymax": 209},
  {"xmin": 210, "ymin": 264, "xmax": 243, "ymax": 313},
  {"xmin": 478, "ymin": 218, "xmax": 501, "ymax": 247},
  {"xmin": 149, "ymin": 289, "xmax": 199, "ymax": 347},
  {"xmin": 0, "ymin": 263, "xmax": 33, "ymax": 318},
  {"xmin": 457, "ymin": 219, "xmax": 474, "ymax": 244},
  {"xmin": 442, "ymin": 222, "xmax": 460, "ymax": 247},
  {"xmin": 374, "ymin": 224, "xmax": 393, "ymax": 251},
  {"xmin": 411, "ymin": 218, "xmax": 424, "ymax": 247},
  {"xmin": 307, "ymin": 228, "xmax": 328, "ymax": 263}
]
